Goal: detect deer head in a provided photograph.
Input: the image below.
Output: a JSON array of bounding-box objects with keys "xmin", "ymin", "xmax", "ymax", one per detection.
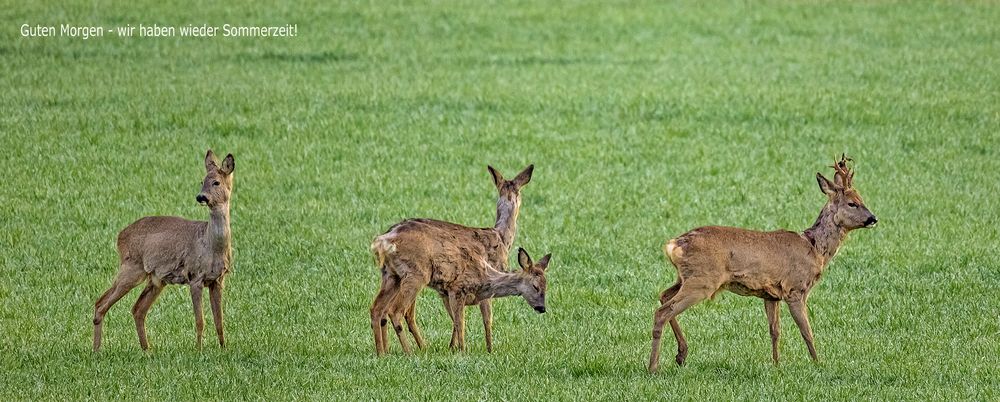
[
  {"xmin": 197, "ymin": 149, "xmax": 235, "ymax": 208},
  {"xmin": 815, "ymin": 154, "xmax": 876, "ymax": 230},
  {"xmin": 515, "ymin": 247, "xmax": 551, "ymax": 314},
  {"xmin": 488, "ymin": 164, "xmax": 533, "ymax": 213}
]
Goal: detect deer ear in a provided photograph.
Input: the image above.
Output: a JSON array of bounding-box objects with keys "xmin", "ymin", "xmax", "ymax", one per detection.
[
  {"xmin": 205, "ymin": 150, "xmax": 219, "ymax": 172},
  {"xmin": 816, "ymin": 173, "xmax": 837, "ymax": 196},
  {"xmin": 517, "ymin": 247, "xmax": 532, "ymax": 270},
  {"xmin": 220, "ymin": 153, "xmax": 235, "ymax": 175},
  {"xmin": 488, "ymin": 165, "xmax": 504, "ymax": 188},
  {"xmin": 536, "ymin": 253, "xmax": 551, "ymax": 270},
  {"xmin": 512, "ymin": 164, "xmax": 533, "ymax": 187}
]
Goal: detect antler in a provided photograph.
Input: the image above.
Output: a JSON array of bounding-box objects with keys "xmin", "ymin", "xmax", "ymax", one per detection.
[{"xmin": 830, "ymin": 153, "xmax": 854, "ymax": 188}]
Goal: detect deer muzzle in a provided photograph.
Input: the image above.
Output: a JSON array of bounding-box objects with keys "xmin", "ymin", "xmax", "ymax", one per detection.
[
  {"xmin": 196, "ymin": 194, "xmax": 209, "ymax": 204},
  {"xmin": 864, "ymin": 216, "xmax": 878, "ymax": 227}
]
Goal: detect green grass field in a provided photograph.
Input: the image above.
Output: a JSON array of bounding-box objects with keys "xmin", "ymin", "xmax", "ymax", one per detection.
[{"xmin": 2, "ymin": 1, "xmax": 999, "ymax": 399}]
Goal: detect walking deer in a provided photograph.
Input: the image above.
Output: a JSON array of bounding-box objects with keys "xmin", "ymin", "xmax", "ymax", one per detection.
[
  {"xmin": 648, "ymin": 155, "xmax": 877, "ymax": 372},
  {"xmin": 369, "ymin": 165, "xmax": 546, "ymax": 355},
  {"xmin": 92, "ymin": 150, "xmax": 235, "ymax": 352}
]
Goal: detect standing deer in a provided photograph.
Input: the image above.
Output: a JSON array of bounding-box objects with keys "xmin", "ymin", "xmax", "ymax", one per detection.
[
  {"xmin": 648, "ymin": 155, "xmax": 877, "ymax": 372},
  {"xmin": 92, "ymin": 150, "xmax": 235, "ymax": 352},
  {"xmin": 369, "ymin": 165, "xmax": 546, "ymax": 355}
]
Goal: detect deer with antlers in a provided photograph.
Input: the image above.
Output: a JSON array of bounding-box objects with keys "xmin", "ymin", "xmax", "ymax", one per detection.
[
  {"xmin": 92, "ymin": 150, "xmax": 235, "ymax": 352},
  {"xmin": 369, "ymin": 165, "xmax": 550, "ymax": 355},
  {"xmin": 648, "ymin": 155, "xmax": 877, "ymax": 372}
]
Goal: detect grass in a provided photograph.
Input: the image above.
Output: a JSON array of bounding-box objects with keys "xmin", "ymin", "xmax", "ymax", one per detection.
[{"xmin": 2, "ymin": 0, "xmax": 999, "ymax": 399}]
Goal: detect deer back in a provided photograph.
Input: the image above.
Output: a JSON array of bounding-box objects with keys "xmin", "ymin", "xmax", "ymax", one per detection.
[{"xmin": 375, "ymin": 219, "xmax": 506, "ymax": 290}]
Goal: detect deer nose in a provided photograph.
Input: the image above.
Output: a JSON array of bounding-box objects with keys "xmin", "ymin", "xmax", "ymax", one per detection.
[
  {"xmin": 534, "ymin": 306, "xmax": 546, "ymax": 314},
  {"xmin": 865, "ymin": 216, "xmax": 878, "ymax": 227},
  {"xmin": 196, "ymin": 194, "xmax": 208, "ymax": 204}
]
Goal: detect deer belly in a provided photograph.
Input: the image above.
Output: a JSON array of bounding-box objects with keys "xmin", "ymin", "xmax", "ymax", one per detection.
[
  {"xmin": 145, "ymin": 255, "xmax": 199, "ymax": 285},
  {"xmin": 160, "ymin": 271, "xmax": 189, "ymax": 284},
  {"xmin": 725, "ymin": 281, "xmax": 779, "ymax": 299}
]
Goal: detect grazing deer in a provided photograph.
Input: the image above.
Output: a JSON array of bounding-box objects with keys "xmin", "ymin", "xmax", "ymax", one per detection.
[
  {"xmin": 92, "ymin": 150, "xmax": 235, "ymax": 352},
  {"xmin": 369, "ymin": 165, "xmax": 543, "ymax": 355},
  {"xmin": 648, "ymin": 155, "xmax": 877, "ymax": 372},
  {"xmin": 372, "ymin": 242, "xmax": 551, "ymax": 355}
]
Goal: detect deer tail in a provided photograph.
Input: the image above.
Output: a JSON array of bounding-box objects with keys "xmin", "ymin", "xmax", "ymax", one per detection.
[
  {"xmin": 370, "ymin": 235, "xmax": 395, "ymax": 270},
  {"xmin": 663, "ymin": 238, "xmax": 684, "ymax": 265}
]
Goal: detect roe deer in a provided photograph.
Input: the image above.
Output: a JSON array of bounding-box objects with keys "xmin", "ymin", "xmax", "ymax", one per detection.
[
  {"xmin": 369, "ymin": 164, "xmax": 541, "ymax": 355},
  {"xmin": 372, "ymin": 242, "xmax": 551, "ymax": 355},
  {"xmin": 92, "ymin": 150, "xmax": 235, "ymax": 352},
  {"xmin": 648, "ymin": 155, "xmax": 877, "ymax": 372}
]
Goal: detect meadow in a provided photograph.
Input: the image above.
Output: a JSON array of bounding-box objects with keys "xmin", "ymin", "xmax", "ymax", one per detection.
[{"xmin": 1, "ymin": 1, "xmax": 999, "ymax": 400}]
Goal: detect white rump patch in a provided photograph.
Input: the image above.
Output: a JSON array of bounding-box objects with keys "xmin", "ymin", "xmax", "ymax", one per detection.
[
  {"xmin": 371, "ymin": 235, "xmax": 396, "ymax": 254},
  {"xmin": 665, "ymin": 239, "xmax": 683, "ymax": 260}
]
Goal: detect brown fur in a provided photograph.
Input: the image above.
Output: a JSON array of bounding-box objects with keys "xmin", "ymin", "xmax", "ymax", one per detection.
[
  {"xmin": 649, "ymin": 156, "xmax": 877, "ymax": 372},
  {"xmin": 369, "ymin": 165, "xmax": 551, "ymax": 355},
  {"xmin": 92, "ymin": 150, "xmax": 235, "ymax": 352}
]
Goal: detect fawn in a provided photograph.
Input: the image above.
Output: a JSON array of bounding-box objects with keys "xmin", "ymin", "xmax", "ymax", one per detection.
[
  {"xmin": 92, "ymin": 150, "xmax": 235, "ymax": 352},
  {"xmin": 649, "ymin": 155, "xmax": 877, "ymax": 372},
  {"xmin": 369, "ymin": 165, "xmax": 549, "ymax": 355}
]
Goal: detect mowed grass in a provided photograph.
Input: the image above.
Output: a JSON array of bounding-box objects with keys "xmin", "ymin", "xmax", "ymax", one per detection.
[{"xmin": 2, "ymin": 0, "xmax": 999, "ymax": 399}]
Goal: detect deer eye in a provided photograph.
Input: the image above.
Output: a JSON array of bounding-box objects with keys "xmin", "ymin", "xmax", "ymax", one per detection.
[
  {"xmin": 847, "ymin": 202, "xmax": 858, "ymax": 208},
  {"xmin": 213, "ymin": 181, "xmax": 220, "ymax": 186}
]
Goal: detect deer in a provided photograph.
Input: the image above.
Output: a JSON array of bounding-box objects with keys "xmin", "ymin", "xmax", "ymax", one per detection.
[
  {"xmin": 369, "ymin": 164, "xmax": 547, "ymax": 355},
  {"xmin": 92, "ymin": 150, "xmax": 235, "ymax": 352},
  {"xmin": 648, "ymin": 155, "xmax": 877, "ymax": 372},
  {"xmin": 372, "ymin": 241, "xmax": 551, "ymax": 355}
]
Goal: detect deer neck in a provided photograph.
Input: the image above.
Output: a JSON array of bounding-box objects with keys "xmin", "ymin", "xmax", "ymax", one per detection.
[
  {"xmin": 476, "ymin": 270, "xmax": 523, "ymax": 301},
  {"xmin": 803, "ymin": 204, "xmax": 847, "ymax": 267},
  {"xmin": 206, "ymin": 202, "xmax": 232, "ymax": 254},
  {"xmin": 493, "ymin": 195, "xmax": 520, "ymax": 249}
]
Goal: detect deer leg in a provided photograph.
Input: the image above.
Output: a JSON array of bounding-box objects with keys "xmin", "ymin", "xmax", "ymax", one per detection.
[
  {"xmin": 786, "ymin": 299, "xmax": 818, "ymax": 361},
  {"xmin": 92, "ymin": 264, "xmax": 146, "ymax": 352},
  {"xmin": 480, "ymin": 300, "xmax": 493, "ymax": 353},
  {"xmin": 659, "ymin": 282, "xmax": 681, "ymax": 305},
  {"xmin": 455, "ymin": 303, "xmax": 467, "ymax": 352},
  {"xmin": 387, "ymin": 304, "xmax": 410, "ymax": 354},
  {"xmin": 370, "ymin": 273, "xmax": 398, "ymax": 356},
  {"xmin": 404, "ymin": 300, "xmax": 426, "ymax": 349},
  {"xmin": 649, "ymin": 286, "xmax": 709, "ymax": 373},
  {"xmin": 659, "ymin": 282, "xmax": 687, "ymax": 365},
  {"xmin": 370, "ymin": 300, "xmax": 385, "ymax": 356},
  {"xmin": 667, "ymin": 318, "xmax": 686, "ymax": 366},
  {"xmin": 448, "ymin": 294, "xmax": 467, "ymax": 352},
  {"xmin": 372, "ymin": 272, "xmax": 400, "ymax": 355},
  {"xmin": 208, "ymin": 280, "xmax": 225, "ymax": 348},
  {"xmin": 131, "ymin": 280, "xmax": 164, "ymax": 351},
  {"xmin": 190, "ymin": 282, "xmax": 205, "ymax": 350},
  {"xmin": 440, "ymin": 294, "xmax": 458, "ymax": 349},
  {"xmin": 388, "ymin": 275, "xmax": 424, "ymax": 354},
  {"xmin": 379, "ymin": 308, "xmax": 390, "ymax": 353},
  {"xmin": 764, "ymin": 299, "xmax": 781, "ymax": 365}
]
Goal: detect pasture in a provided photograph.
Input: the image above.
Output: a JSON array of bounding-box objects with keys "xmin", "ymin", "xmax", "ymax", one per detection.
[{"xmin": 1, "ymin": 1, "xmax": 998, "ymax": 399}]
